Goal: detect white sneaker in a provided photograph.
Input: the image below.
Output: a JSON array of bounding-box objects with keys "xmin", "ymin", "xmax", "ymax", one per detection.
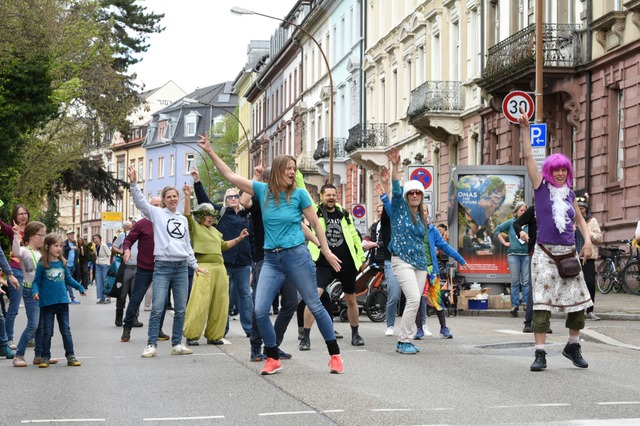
[
  {"xmin": 8, "ymin": 340, "xmax": 17, "ymax": 350},
  {"xmin": 171, "ymin": 344, "xmax": 193, "ymax": 355},
  {"xmin": 384, "ymin": 327, "xmax": 395, "ymax": 336},
  {"xmin": 423, "ymin": 325, "xmax": 433, "ymax": 337},
  {"xmin": 586, "ymin": 312, "xmax": 601, "ymax": 321},
  {"xmin": 141, "ymin": 345, "xmax": 157, "ymax": 358}
]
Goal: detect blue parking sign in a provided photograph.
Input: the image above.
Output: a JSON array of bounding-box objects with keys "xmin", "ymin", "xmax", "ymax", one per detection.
[{"xmin": 530, "ymin": 123, "xmax": 547, "ymax": 147}]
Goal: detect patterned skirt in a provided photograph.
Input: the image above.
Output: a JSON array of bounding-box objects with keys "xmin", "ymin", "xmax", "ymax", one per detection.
[{"xmin": 531, "ymin": 244, "xmax": 593, "ymax": 313}]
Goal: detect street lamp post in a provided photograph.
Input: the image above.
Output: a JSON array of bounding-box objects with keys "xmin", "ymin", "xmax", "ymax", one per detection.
[
  {"xmin": 183, "ymin": 97, "xmax": 252, "ymax": 179},
  {"xmin": 231, "ymin": 6, "xmax": 334, "ymax": 183}
]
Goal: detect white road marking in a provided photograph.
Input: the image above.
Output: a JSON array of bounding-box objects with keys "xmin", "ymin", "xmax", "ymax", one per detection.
[
  {"xmin": 142, "ymin": 415, "xmax": 224, "ymax": 421},
  {"xmin": 258, "ymin": 411, "xmax": 317, "ymax": 416},
  {"xmin": 371, "ymin": 408, "xmax": 412, "ymax": 412},
  {"xmin": 489, "ymin": 404, "xmax": 570, "ymax": 408},
  {"xmin": 496, "ymin": 329, "xmax": 525, "ymax": 335},
  {"xmin": 597, "ymin": 401, "xmax": 640, "ymax": 405},
  {"xmin": 22, "ymin": 419, "xmax": 105, "ymax": 423}
]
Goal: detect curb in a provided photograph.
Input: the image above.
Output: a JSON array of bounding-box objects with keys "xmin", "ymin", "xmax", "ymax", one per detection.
[
  {"xmin": 580, "ymin": 328, "xmax": 640, "ymax": 351},
  {"xmin": 456, "ymin": 309, "xmax": 640, "ymax": 321}
]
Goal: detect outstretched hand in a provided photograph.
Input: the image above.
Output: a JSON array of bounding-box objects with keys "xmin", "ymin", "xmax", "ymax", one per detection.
[
  {"xmin": 197, "ymin": 132, "xmax": 213, "ymax": 153},
  {"xmin": 517, "ymin": 106, "xmax": 530, "ymax": 128},
  {"xmin": 253, "ymin": 164, "xmax": 265, "ymax": 181},
  {"xmin": 387, "ymin": 148, "xmax": 400, "ymax": 165},
  {"xmin": 374, "ymin": 182, "xmax": 386, "ymax": 197},
  {"xmin": 183, "ymin": 183, "xmax": 191, "ymax": 196},
  {"xmin": 191, "ymin": 166, "xmax": 200, "ymax": 183},
  {"xmin": 127, "ymin": 165, "xmax": 137, "ymax": 183}
]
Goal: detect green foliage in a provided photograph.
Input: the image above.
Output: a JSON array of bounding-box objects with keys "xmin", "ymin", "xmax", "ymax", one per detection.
[{"xmin": 197, "ymin": 113, "xmax": 239, "ymax": 200}]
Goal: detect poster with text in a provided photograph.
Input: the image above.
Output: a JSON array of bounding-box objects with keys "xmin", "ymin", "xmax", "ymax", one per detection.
[{"xmin": 456, "ymin": 173, "xmax": 525, "ymax": 275}]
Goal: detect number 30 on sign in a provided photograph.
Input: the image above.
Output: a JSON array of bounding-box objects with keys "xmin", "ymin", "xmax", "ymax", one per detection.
[{"xmin": 502, "ymin": 91, "xmax": 535, "ymax": 124}]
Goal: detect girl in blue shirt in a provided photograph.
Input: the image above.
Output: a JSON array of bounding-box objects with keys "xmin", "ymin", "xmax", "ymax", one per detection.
[
  {"xmin": 33, "ymin": 234, "xmax": 86, "ymax": 367},
  {"xmin": 197, "ymin": 133, "xmax": 344, "ymax": 375}
]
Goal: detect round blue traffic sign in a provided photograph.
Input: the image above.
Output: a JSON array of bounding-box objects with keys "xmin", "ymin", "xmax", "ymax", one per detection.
[
  {"xmin": 352, "ymin": 204, "xmax": 366, "ymax": 219},
  {"xmin": 410, "ymin": 168, "xmax": 433, "ymax": 190}
]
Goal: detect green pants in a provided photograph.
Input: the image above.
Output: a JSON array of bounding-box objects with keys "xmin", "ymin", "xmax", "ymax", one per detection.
[{"xmin": 532, "ymin": 309, "xmax": 585, "ymax": 333}]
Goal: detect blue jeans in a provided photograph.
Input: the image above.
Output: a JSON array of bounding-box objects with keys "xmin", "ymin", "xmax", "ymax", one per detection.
[
  {"xmin": 5, "ymin": 267, "xmax": 24, "ymax": 341},
  {"xmin": 250, "ymin": 260, "xmax": 299, "ymax": 352},
  {"xmin": 508, "ymin": 254, "xmax": 531, "ymax": 307},
  {"xmin": 385, "ymin": 260, "xmax": 401, "ymax": 328},
  {"xmin": 254, "ymin": 245, "xmax": 335, "ymax": 350},
  {"xmin": 95, "ymin": 264, "xmax": 109, "ymax": 300},
  {"xmin": 123, "ymin": 268, "xmax": 166, "ymax": 330},
  {"xmin": 15, "ymin": 287, "xmax": 41, "ymax": 357},
  {"xmin": 148, "ymin": 260, "xmax": 188, "ymax": 347},
  {"xmin": 226, "ymin": 265, "xmax": 253, "ymax": 335},
  {"xmin": 66, "ymin": 265, "xmax": 77, "ymax": 300},
  {"xmin": 0, "ymin": 303, "xmax": 8, "ymax": 346},
  {"xmin": 41, "ymin": 303, "xmax": 75, "ymax": 359}
]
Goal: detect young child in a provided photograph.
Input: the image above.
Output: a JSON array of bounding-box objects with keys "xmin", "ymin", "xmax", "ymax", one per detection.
[
  {"xmin": 12, "ymin": 221, "xmax": 59, "ymax": 367},
  {"xmin": 32, "ymin": 233, "xmax": 87, "ymax": 367}
]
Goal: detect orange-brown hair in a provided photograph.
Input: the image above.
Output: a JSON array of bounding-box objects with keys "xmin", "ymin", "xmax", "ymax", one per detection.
[
  {"xmin": 265, "ymin": 155, "xmax": 297, "ymax": 208},
  {"xmin": 22, "ymin": 221, "xmax": 45, "ymax": 245}
]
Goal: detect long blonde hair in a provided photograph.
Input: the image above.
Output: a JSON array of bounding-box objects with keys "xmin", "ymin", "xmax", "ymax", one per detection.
[{"xmin": 265, "ymin": 155, "xmax": 297, "ymax": 208}]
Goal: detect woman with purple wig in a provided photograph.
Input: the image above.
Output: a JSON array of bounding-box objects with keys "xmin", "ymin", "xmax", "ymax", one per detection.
[{"xmin": 518, "ymin": 113, "xmax": 593, "ymax": 372}]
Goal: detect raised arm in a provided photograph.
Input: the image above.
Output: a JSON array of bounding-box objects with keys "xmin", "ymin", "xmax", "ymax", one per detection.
[
  {"xmin": 387, "ymin": 148, "xmax": 401, "ymax": 181},
  {"xmin": 240, "ymin": 164, "xmax": 264, "ymax": 209},
  {"xmin": 128, "ymin": 166, "xmax": 152, "ymax": 218},
  {"xmin": 183, "ymin": 183, "xmax": 192, "ymax": 217},
  {"xmin": 517, "ymin": 109, "xmax": 542, "ymax": 189},
  {"xmin": 197, "ymin": 133, "xmax": 253, "ymax": 195}
]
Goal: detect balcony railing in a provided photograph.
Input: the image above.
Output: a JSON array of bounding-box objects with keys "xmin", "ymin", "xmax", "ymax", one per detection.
[
  {"xmin": 313, "ymin": 137, "xmax": 347, "ymax": 160},
  {"xmin": 345, "ymin": 123, "xmax": 388, "ymax": 153},
  {"xmin": 297, "ymin": 152, "xmax": 318, "ymax": 173},
  {"xmin": 407, "ymin": 81, "xmax": 463, "ymax": 120},
  {"xmin": 482, "ymin": 23, "xmax": 583, "ymax": 85}
]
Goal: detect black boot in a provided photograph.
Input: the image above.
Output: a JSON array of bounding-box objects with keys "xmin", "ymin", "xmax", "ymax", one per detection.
[
  {"xmin": 120, "ymin": 328, "xmax": 131, "ymax": 342},
  {"xmin": 530, "ymin": 349, "xmax": 547, "ymax": 371},
  {"xmin": 562, "ymin": 342, "xmax": 588, "ymax": 368},
  {"xmin": 115, "ymin": 310, "xmax": 123, "ymax": 327}
]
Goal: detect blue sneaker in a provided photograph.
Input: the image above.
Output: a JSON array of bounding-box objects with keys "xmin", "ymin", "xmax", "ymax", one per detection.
[
  {"xmin": 71, "ymin": 299, "xmax": 81, "ymax": 305},
  {"xmin": 440, "ymin": 327, "xmax": 453, "ymax": 339},
  {"xmin": 250, "ymin": 352, "xmax": 266, "ymax": 362},
  {"xmin": 395, "ymin": 342, "xmax": 418, "ymax": 354},
  {"xmin": 278, "ymin": 349, "xmax": 293, "ymax": 360},
  {"xmin": 408, "ymin": 342, "xmax": 420, "ymax": 353},
  {"xmin": 414, "ymin": 328, "xmax": 425, "ymax": 340}
]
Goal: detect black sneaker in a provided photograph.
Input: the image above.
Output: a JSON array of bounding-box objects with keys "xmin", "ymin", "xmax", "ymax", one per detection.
[
  {"xmin": 523, "ymin": 323, "xmax": 533, "ymax": 333},
  {"xmin": 562, "ymin": 342, "xmax": 588, "ymax": 368},
  {"xmin": 121, "ymin": 328, "xmax": 131, "ymax": 342},
  {"xmin": 157, "ymin": 331, "xmax": 170, "ymax": 341},
  {"xmin": 186, "ymin": 339, "xmax": 199, "ymax": 346},
  {"xmin": 298, "ymin": 338, "xmax": 310, "ymax": 351},
  {"xmin": 530, "ymin": 349, "xmax": 547, "ymax": 371},
  {"xmin": 207, "ymin": 339, "xmax": 224, "ymax": 345},
  {"xmin": 334, "ymin": 330, "xmax": 343, "ymax": 339},
  {"xmin": 351, "ymin": 334, "xmax": 365, "ymax": 346},
  {"xmin": 278, "ymin": 349, "xmax": 293, "ymax": 359},
  {"xmin": 509, "ymin": 306, "xmax": 518, "ymax": 317},
  {"xmin": 132, "ymin": 320, "xmax": 144, "ymax": 328}
]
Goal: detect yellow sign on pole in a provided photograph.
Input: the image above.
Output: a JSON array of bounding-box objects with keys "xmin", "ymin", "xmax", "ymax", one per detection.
[{"xmin": 101, "ymin": 212, "xmax": 123, "ymax": 222}]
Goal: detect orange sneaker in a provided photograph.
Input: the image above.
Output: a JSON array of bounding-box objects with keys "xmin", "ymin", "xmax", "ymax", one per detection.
[
  {"xmin": 329, "ymin": 354, "xmax": 344, "ymax": 374},
  {"xmin": 260, "ymin": 357, "xmax": 282, "ymax": 375}
]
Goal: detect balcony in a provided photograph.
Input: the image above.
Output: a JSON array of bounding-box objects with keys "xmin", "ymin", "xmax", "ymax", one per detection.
[
  {"xmin": 407, "ymin": 81, "xmax": 464, "ymax": 141},
  {"xmin": 314, "ymin": 137, "xmax": 348, "ymax": 184},
  {"xmin": 345, "ymin": 123, "xmax": 389, "ymax": 169},
  {"xmin": 297, "ymin": 152, "xmax": 319, "ymax": 174},
  {"xmin": 481, "ymin": 23, "xmax": 584, "ymax": 91}
]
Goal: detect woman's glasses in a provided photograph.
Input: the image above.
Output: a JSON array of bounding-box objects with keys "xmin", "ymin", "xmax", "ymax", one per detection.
[
  {"xmin": 226, "ymin": 194, "xmax": 240, "ymax": 200},
  {"xmin": 407, "ymin": 190, "xmax": 422, "ymax": 197}
]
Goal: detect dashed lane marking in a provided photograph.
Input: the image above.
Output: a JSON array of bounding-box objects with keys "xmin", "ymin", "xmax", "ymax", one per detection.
[
  {"xmin": 22, "ymin": 419, "xmax": 106, "ymax": 423},
  {"xmin": 142, "ymin": 415, "xmax": 224, "ymax": 421}
]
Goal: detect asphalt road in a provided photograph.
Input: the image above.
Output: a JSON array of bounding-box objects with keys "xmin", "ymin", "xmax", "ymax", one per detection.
[{"xmin": 3, "ymin": 286, "xmax": 640, "ymax": 425}]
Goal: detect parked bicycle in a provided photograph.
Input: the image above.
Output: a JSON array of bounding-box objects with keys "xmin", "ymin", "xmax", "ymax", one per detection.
[
  {"xmin": 597, "ymin": 239, "xmax": 637, "ymax": 294},
  {"xmin": 621, "ymin": 239, "xmax": 640, "ymax": 295}
]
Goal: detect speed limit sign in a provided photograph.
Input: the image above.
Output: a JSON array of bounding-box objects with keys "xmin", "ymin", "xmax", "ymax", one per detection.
[{"xmin": 502, "ymin": 91, "xmax": 535, "ymax": 124}]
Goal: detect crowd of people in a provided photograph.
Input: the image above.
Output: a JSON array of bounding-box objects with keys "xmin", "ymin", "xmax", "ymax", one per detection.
[{"xmin": 0, "ymin": 119, "xmax": 624, "ymax": 374}]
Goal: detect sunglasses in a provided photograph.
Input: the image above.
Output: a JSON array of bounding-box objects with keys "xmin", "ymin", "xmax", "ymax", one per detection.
[
  {"xmin": 407, "ymin": 190, "xmax": 422, "ymax": 197},
  {"xmin": 226, "ymin": 194, "xmax": 240, "ymax": 200}
]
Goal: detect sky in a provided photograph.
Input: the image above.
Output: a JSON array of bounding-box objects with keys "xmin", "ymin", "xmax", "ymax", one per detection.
[{"xmin": 130, "ymin": 0, "xmax": 297, "ymax": 94}]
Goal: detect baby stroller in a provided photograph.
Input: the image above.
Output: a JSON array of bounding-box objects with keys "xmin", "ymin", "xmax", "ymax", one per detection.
[{"xmin": 327, "ymin": 264, "xmax": 387, "ymax": 323}]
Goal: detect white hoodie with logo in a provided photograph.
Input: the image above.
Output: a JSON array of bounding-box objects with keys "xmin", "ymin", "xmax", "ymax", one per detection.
[{"xmin": 130, "ymin": 184, "xmax": 198, "ymax": 270}]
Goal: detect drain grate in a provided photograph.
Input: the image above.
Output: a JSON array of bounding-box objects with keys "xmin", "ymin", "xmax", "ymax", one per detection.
[{"xmin": 477, "ymin": 342, "xmax": 535, "ymax": 350}]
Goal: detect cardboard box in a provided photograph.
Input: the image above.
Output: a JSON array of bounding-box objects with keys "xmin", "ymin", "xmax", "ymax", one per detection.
[
  {"xmin": 467, "ymin": 299, "xmax": 489, "ymax": 310},
  {"xmin": 488, "ymin": 295, "xmax": 511, "ymax": 309},
  {"xmin": 459, "ymin": 288, "xmax": 492, "ymax": 299}
]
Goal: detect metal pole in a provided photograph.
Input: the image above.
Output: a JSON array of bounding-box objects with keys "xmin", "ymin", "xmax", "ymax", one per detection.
[{"xmin": 535, "ymin": 0, "xmax": 544, "ymax": 123}]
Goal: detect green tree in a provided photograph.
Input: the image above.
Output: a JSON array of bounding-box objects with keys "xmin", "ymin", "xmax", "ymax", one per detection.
[{"xmin": 197, "ymin": 113, "xmax": 239, "ymax": 201}]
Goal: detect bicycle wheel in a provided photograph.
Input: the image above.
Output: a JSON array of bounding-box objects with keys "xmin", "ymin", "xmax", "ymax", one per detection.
[
  {"xmin": 596, "ymin": 260, "xmax": 613, "ymax": 294},
  {"xmin": 365, "ymin": 290, "xmax": 387, "ymax": 322},
  {"xmin": 612, "ymin": 260, "xmax": 624, "ymax": 293},
  {"xmin": 622, "ymin": 260, "xmax": 640, "ymax": 295}
]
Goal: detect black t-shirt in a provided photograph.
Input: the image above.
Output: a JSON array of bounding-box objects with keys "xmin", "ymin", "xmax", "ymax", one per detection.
[{"xmin": 317, "ymin": 208, "xmax": 351, "ymax": 267}]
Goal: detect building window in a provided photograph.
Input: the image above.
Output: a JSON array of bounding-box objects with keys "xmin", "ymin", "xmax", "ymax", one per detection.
[
  {"xmin": 616, "ymin": 89, "xmax": 624, "ymax": 181},
  {"xmin": 184, "ymin": 111, "xmax": 199, "ymax": 137},
  {"xmin": 116, "ymin": 156, "xmax": 125, "ymax": 180},
  {"xmin": 158, "ymin": 121, "xmax": 167, "ymax": 140},
  {"xmin": 185, "ymin": 153, "xmax": 195, "ymax": 174},
  {"xmin": 170, "ymin": 154, "xmax": 175, "ymax": 176},
  {"xmin": 138, "ymin": 158, "xmax": 144, "ymax": 181},
  {"xmin": 158, "ymin": 156, "xmax": 164, "ymax": 178},
  {"xmin": 148, "ymin": 159, "xmax": 153, "ymax": 180}
]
